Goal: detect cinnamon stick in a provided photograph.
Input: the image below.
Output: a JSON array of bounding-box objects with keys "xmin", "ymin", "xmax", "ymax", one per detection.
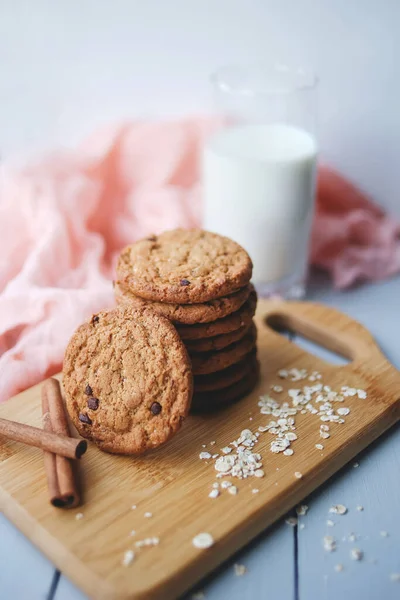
[
  {"xmin": 43, "ymin": 378, "xmax": 80, "ymax": 508},
  {"xmin": 0, "ymin": 418, "xmax": 87, "ymax": 459}
]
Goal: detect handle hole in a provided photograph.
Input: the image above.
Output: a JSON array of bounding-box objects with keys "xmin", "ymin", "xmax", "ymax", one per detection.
[{"xmin": 266, "ymin": 312, "xmax": 352, "ymax": 365}]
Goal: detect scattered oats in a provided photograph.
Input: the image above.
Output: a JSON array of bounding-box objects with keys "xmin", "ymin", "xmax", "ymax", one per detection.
[
  {"xmin": 192, "ymin": 592, "xmax": 205, "ymax": 600},
  {"xmin": 353, "ymin": 462, "xmax": 359, "ymax": 468},
  {"xmin": 144, "ymin": 512, "xmax": 153, "ymax": 518},
  {"xmin": 254, "ymin": 469, "xmax": 264, "ymax": 478},
  {"xmin": 122, "ymin": 550, "xmax": 135, "ymax": 566},
  {"xmin": 350, "ymin": 548, "xmax": 363, "ymax": 561},
  {"xmin": 337, "ymin": 407, "xmax": 350, "ymax": 416},
  {"xmin": 296, "ymin": 505, "xmax": 308, "ymax": 516},
  {"xmin": 252, "ymin": 488, "xmax": 259, "ymax": 494},
  {"xmin": 334, "ymin": 564, "xmax": 344, "ymax": 573},
  {"xmin": 286, "ymin": 517, "xmax": 298, "ymax": 527},
  {"xmin": 329, "ymin": 504, "xmax": 347, "ymax": 515},
  {"xmin": 130, "ymin": 530, "xmax": 136, "ymax": 537},
  {"xmin": 75, "ymin": 513, "xmax": 84, "ymax": 521},
  {"xmin": 221, "ymin": 481, "xmax": 232, "ymax": 489},
  {"xmin": 315, "ymin": 444, "xmax": 324, "ymax": 450},
  {"xmin": 228, "ymin": 485, "xmax": 238, "ymax": 495},
  {"xmin": 200, "ymin": 452, "xmax": 212, "ymax": 460},
  {"xmin": 357, "ymin": 389, "xmax": 367, "ymax": 399},
  {"xmin": 283, "ymin": 448, "xmax": 294, "ymax": 456},
  {"xmin": 390, "ymin": 573, "xmax": 400, "ymax": 582},
  {"xmin": 323, "ymin": 536, "xmax": 336, "ymax": 552},
  {"xmin": 380, "ymin": 531, "xmax": 389, "ymax": 537},
  {"xmin": 192, "ymin": 533, "xmax": 214, "ymax": 549},
  {"xmin": 131, "ymin": 505, "xmax": 137, "ymax": 510},
  {"xmin": 209, "ymin": 489, "xmax": 220, "ymax": 499},
  {"xmin": 234, "ymin": 563, "xmax": 247, "ymax": 576},
  {"xmin": 320, "ymin": 431, "xmax": 330, "ymax": 439},
  {"xmin": 344, "ymin": 387, "xmax": 357, "ymax": 397},
  {"xmin": 285, "ymin": 432, "xmax": 297, "ymax": 441},
  {"xmin": 326, "ymin": 519, "xmax": 335, "ymax": 527},
  {"xmin": 294, "ymin": 472, "xmax": 303, "ymax": 479},
  {"xmin": 221, "ymin": 447, "xmax": 232, "ymax": 454},
  {"xmin": 356, "ymin": 505, "xmax": 364, "ymax": 512},
  {"xmin": 299, "ymin": 523, "xmax": 305, "ymax": 530},
  {"xmin": 271, "ymin": 385, "xmax": 284, "ymax": 393}
]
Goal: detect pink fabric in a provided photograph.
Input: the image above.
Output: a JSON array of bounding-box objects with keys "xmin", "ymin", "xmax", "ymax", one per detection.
[{"xmin": 0, "ymin": 119, "xmax": 399, "ymax": 402}]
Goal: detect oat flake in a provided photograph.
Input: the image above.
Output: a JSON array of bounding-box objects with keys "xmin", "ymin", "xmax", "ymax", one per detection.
[
  {"xmin": 200, "ymin": 452, "xmax": 212, "ymax": 460},
  {"xmin": 192, "ymin": 533, "xmax": 214, "ymax": 549},
  {"xmin": 286, "ymin": 517, "xmax": 298, "ymax": 527},
  {"xmin": 75, "ymin": 513, "xmax": 84, "ymax": 521},
  {"xmin": 122, "ymin": 550, "xmax": 135, "ymax": 566},
  {"xmin": 323, "ymin": 536, "xmax": 336, "ymax": 552},
  {"xmin": 209, "ymin": 489, "xmax": 220, "ymax": 499},
  {"xmin": 294, "ymin": 472, "xmax": 303, "ymax": 479},
  {"xmin": 329, "ymin": 504, "xmax": 347, "ymax": 515},
  {"xmin": 296, "ymin": 504, "xmax": 308, "ymax": 516}
]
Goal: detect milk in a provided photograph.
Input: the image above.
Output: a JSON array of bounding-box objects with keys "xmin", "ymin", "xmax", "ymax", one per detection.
[{"xmin": 203, "ymin": 123, "xmax": 317, "ymax": 292}]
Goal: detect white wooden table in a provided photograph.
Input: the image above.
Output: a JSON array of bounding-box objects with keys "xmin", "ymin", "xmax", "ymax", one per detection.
[{"xmin": 1, "ymin": 277, "xmax": 399, "ymax": 600}]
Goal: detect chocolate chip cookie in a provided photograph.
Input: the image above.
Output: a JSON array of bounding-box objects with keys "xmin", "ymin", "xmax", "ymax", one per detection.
[
  {"xmin": 176, "ymin": 287, "xmax": 257, "ymax": 339},
  {"xmin": 63, "ymin": 305, "xmax": 193, "ymax": 455},
  {"xmin": 191, "ymin": 363, "xmax": 260, "ymax": 413},
  {"xmin": 184, "ymin": 321, "xmax": 252, "ymax": 353},
  {"xmin": 190, "ymin": 324, "xmax": 257, "ymax": 375},
  {"xmin": 193, "ymin": 351, "xmax": 258, "ymax": 392},
  {"xmin": 116, "ymin": 229, "xmax": 253, "ymax": 304},
  {"xmin": 115, "ymin": 282, "xmax": 252, "ymax": 325}
]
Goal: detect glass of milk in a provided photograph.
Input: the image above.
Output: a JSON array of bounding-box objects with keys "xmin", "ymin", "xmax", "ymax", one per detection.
[{"xmin": 203, "ymin": 63, "xmax": 318, "ymax": 298}]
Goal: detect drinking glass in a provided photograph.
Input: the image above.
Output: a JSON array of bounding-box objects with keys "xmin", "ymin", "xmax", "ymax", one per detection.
[{"xmin": 203, "ymin": 63, "xmax": 318, "ymax": 298}]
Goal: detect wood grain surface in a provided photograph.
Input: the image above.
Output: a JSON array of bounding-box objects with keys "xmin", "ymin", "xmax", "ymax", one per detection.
[{"xmin": 0, "ymin": 299, "xmax": 399, "ymax": 600}]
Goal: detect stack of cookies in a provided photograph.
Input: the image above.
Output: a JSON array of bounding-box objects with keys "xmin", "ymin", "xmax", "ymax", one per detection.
[{"xmin": 114, "ymin": 229, "xmax": 259, "ymax": 412}]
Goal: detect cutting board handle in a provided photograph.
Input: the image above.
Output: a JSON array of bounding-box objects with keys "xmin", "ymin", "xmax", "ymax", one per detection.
[{"xmin": 262, "ymin": 300, "xmax": 386, "ymax": 368}]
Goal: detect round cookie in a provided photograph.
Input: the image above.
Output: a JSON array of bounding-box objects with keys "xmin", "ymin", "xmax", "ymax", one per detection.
[
  {"xmin": 191, "ymin": 363, "xmax": 260, "ymax": 413},
  {"xmin": 184, "ymin": 321, "xmax": 252, "ymax": 353},
  {"xmin": 115, "ymin": 282, "xmax": 252, "ymax": 325},
  {"xmin": 177, "ymin": 288, "xmax": 257, "ymax": 340},
  {"xmin": 194, "ymin": 351, "xmax": 258, "ymax": 393},
  {"xmin": 63, "ymin": 306, "xmax": 193, "ymax": 455},
  {"xmin": 116, "ymin": 229, "xmax": 253, "ymax": 304},
  {"xmin": 190, "ymin": 324, "xmax": 257, "ymax": 375}
]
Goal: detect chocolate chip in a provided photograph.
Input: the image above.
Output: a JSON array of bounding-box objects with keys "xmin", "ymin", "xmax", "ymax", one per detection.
[
  {"xmin": 79, "ymin": 413, "xmax": 92, "ymax": 425},
  {"xmin": 91, "ymin": 315, "xmax": 99, "ymax": 324},
  {"xmin": 84, "ymin": 384, "xmax": 93, "ymax": 396},
  {"xmin": 180, "ymin": 279, "xmax": 190, "ymax": 286},
  {"xmin": 150, "ymin": 402, "xmax": 162, "ymax": 415},
  {"xmin": 87, "ymin": 397, "xmax": 99, "ymax": 410}
]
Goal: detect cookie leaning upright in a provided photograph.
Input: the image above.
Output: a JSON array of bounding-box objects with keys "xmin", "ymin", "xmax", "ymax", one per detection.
[
  {"xmin": 116, "ymin": 229, "xmax": 253, "ymax": 304},
  {"xmin": 62, "ymin": 306, "xmax": 193, "ymax": 455}
]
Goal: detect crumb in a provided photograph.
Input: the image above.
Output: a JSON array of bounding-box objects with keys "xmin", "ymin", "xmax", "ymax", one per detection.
[
  {"xmin": 209, "ymin": 489, "xmax": 220, "ymax": 499},
  {"xmin": 356, "ymin": 505, "xmax": 364, "ymax": 511},
  {"xmin": 323, "ymin": 536, "xmax": 336, "ymax": 552},
  {"xmin": 234, "ymin": 563, "xmax": 247, "ymax": 576},
  {"xmin": 144, "ymin": 512, "xmax": 153, "ymax": 518},
  {"xmin": 350, "ymin": 548, "xmax": 363, "ymax": 561},
  {"xmin": 296, "ymin": 504, "xmax": 308, "ymax": 516},
  {"xmin": 285, "ymin": 517, "xmax": 298, "ymax": 527},
  {"xmin": 294, "ymin": 472, "xmax": 303, "ymax": 479},
  {"xmin": 329, "ymin": 504, "xmax": 347, "ymax": 515},
  {"xmin": 75, "ymin": 513, "xmax": 84, "ymax": 521}
]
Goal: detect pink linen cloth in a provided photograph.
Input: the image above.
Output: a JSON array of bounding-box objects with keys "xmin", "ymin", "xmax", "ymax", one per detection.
[{"xmin": 0, "ymin": 119, "xmax": 399, "ymax": 402}]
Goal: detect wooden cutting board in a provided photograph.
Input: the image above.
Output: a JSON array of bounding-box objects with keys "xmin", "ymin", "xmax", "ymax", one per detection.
[{"xmin": 0, "ymin": 299, "xmax": 399, "ymax": 600}]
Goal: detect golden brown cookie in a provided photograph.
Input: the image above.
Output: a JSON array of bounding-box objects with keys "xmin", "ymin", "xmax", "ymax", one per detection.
[
  {"xmin": 194, "ymin": 351, "xmax": 258, "ymax": 392},
  {"xmin": 176, "ymin": 287, "xmax": 257, "ymax": 339},
  {"xmin": 115, "ymin": 282, "xmax": 252, "ymax": 325},
  {"xmin": 191, "ymin": 363, "xmax": 260, "ymax": 413},
  {"xmin": 184, "ymin": 321, "xmax": 252, "ymax": 353},
  {"xmin": 63, "ymin": 305, "xmax": 193, "ymax": 455},
  {"xmin": 116, "ymin": 229, "xmax": 252, "ymax": 304},
  {"xmin": 190, "ymin": 324, "xmax": 257, "ymax": 375}
]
